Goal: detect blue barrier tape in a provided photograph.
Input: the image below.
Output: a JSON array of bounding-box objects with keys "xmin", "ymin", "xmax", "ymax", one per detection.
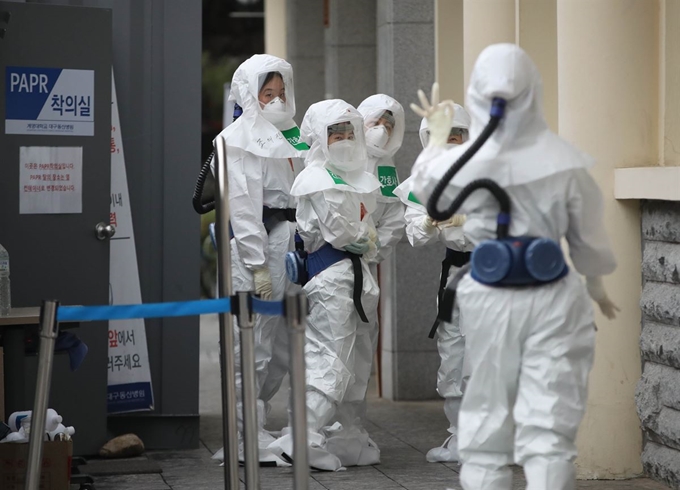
[
  {"xmin": 56, "ymin": 297, "xmax": 286, "ymax": 323},
  {"xmin": 252, "ymin": 296, "xmax": 285, "ymax": 317}
]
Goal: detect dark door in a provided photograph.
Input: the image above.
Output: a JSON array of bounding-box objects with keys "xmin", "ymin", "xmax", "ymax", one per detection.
[{"xmin": 0, "ymin": 1, "xmax": 112, "ymax": 455}]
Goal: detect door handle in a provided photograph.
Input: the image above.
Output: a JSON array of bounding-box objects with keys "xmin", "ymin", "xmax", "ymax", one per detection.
[{"xmin": 95, "ymin": 222, "xmax": 116, "ymax": 241}]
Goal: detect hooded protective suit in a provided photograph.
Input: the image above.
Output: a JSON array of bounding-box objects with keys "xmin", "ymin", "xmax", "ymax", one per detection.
[
  {"xmin": 267, "ymin": 99, "xmax": 382, "ymax": 471},
  {"xmin": 393, "ymin": 105, "xmax": 473, "ymax": 464},
  {"xmin": 410, "ymin": 44, "xmax": 617, "ymax": 490},
  {"xmin": 355, "ymin": 95, "xmax": 406, "ymax": 436},
  {"xmin": 419, "ymin": 103, "xmax": 471, "ymax": 149},
  {"xmin": 357, "ymin": 95, "xmax": 406, "ymax": 264},
  {"xmin": 212, "ymin": 54, "xmax": 307, "ymax": 466}
]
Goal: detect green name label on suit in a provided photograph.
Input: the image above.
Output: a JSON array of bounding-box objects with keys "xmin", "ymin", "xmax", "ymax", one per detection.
[
  {"xmin": 281, "ymin": 127, "xmax": 310, "ymax": 150},
  {"xmin": 327, "ymin": 169, "xmax": 349, "ymax": 186},
  {"xmin": 378, "ymin": 166, "xmax": 399, "ymax": 197}
]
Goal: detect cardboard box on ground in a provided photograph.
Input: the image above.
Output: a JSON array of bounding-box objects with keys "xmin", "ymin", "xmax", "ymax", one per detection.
[{"xmin": 0, "ymin": 440, "xmax": 72, "ymax": 490}]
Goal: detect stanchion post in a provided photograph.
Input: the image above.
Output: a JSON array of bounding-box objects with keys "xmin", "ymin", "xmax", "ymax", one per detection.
[
  {"xmin": 286, "ymin": 292, "xmax": 309, "ymax": 490},
  {"xmin": 25, "ymin": 300, "xmax": 60, "ymax": 490},
  {"xmin": 237, "ymin": 291, "xmax": 260, "ymax": 490},
  {"xmin": 213, "ymin": 137, "xmax": 241, "ymax": 490}
]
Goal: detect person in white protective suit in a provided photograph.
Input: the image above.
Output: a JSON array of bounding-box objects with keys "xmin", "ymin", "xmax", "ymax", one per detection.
[
  {"xmin": 355, "ymin": 94, "xmax": 406, "ymax": 432},
  {"xmin": 211, "ymin": 54, "xmax": 308, "ymax": 467},
  {"xmin": 267, "ymin": 99, "xmax": 382, "ymax": 471},
  {"xmin": 392, "ymin": 104, "xmax": 474, "ymax": 464},
  {"xmin": 409, "ymin": 44, "xmax": 619, "ymax": 490},
  {"xmin": 357, "ymin": 94, "xmax": 406, "ymax": 268}
]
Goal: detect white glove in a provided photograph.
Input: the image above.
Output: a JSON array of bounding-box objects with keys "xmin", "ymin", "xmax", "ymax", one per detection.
[
  {"xmin": 586, "ymin": 276, "xmax": 620, "ymax": 320},
  {"xmin": 344, "ymin": 238, "xmax": 370, "ymax": 255},
  {"xmin": 438, "ymin": 214, "xmax": 466, "ymax": 228},
  {"xmin": 422, "ymin": 215, "xmax": 438, "ymax": 233},
  {"xmin": 365, "ymin": 230, "xmax": 381, "ymax": 263},
  {"xmin": 410, "ymin": 82, "xmax": 456, "ymax": 148},
  {"xmin": 368, "ymin": 229, "xmax": 380, "ymax": 250},
  {"xmin": 253, "ymin": 268, "xmax": 273, "ymax": 300}
]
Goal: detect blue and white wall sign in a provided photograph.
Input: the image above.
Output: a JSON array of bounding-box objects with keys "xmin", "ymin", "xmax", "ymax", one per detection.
[{"xmin": 5, "ymin": 66, "xmax": 95, "ymax": 136}]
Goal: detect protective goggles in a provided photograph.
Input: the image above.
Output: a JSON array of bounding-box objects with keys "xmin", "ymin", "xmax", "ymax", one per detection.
[{"xmin": 327, "ymin": 121, "xmax": 355, "ymax": 136}]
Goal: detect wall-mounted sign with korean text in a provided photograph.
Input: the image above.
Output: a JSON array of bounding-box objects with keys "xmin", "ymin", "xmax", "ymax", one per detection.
[
  {"xmin": 5, "ymin": 66, "xmax": 94, "ymax": 136},
  {"xmin": 19, "ymin": 146, "xmax": 83, "ymax": 214}
]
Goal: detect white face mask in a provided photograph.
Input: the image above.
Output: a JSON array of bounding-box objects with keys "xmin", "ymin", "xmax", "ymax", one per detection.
[
  {"xmin": 365, "ymin": 125, "xmax": 390, "ymax": 152},
  {"xmin": 261, "ymin": 97, "xmax": 289, "ymax": 124},
  {"xmin": 445, "ymin": 142, "xmax": 461, "ymax": 150},
  {"xmin": 328, "ymin": 140, "xmax": 363, "ymax": 172}
]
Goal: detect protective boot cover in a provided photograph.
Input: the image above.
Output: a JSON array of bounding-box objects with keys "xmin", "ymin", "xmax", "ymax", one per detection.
[
  {"xmin": 460, "ymin": 463, "xmax": 513, "ymax": 490},
  {"xmin": 523, "ymin": 457, "xmax": 575, "ymax": 490},
  {"xmin": 426, "ymin": 433, "xmax": 459, "ymax": 463},
  {"xmin": 267, "ymin": 428, "xmax": 345, "ymax": 472},
  {"xmin": 323, "ymin": 422, "xmax": 381, "ymax": 466},
  {"xmin": 212, "ymin": 399, "xmax": 291, "ymax": 467}
]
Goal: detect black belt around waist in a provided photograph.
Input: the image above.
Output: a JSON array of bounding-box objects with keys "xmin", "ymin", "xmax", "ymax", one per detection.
[
  {"xmin": 262, "ymin": 206, "xmax": 296, "ymax": 233},
  {"xmin": 428, "ymin": 248, "xmax": 472, "ymax": 339},
  {"xmin": 349, "ymin": 254, "xmax": 369, "ymax": 323}
]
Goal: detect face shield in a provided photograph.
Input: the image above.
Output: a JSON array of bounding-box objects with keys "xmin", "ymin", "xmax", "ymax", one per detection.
[
  {"xmin": 420, "ymin": 127, "xmax": 470, "ymax": 149},
  {"xmin": 447, "ymin": 127, "xmax": 469, "ymax": 145},
  {"xmin": 324, "ymin": 118, "xmax": 367, "ymax": 172},
  {"xmin": 256, "ymin": 70, "xmax": 295, "ymax": 124}
]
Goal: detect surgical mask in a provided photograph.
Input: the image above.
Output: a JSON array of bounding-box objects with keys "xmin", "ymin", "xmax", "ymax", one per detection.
[
  {"xmin": 365, "ymin": 125, "xmax": 390, "ymax": 151},
  {"xmin": 445, "ymin": 143, "xmax": 461, "ymax": 150},
  {"xmin": 261, "ymin": 97, "xmax": 289, "ymax": 124},
  {"xmin": 328, "ymin": 140, "xmax": 363, "ymax": 172}
]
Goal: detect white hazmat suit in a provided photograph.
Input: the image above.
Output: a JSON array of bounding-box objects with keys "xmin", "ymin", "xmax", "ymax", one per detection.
[
  {"xmin": 355, "ymin": 95, "xmax": 406, "ymax": 434},
  {"xmin": 268, "ymin": 100, "xmax": 382, "ymax": 471},
  {"xmin": 212, "ymin": 54, "xmax": 307, "ymax": 466},
  {"xmin": 410, "ymin": 44, "xmax": 617, "ymax": 490},
  {"xmin": 357, "ymin": 94, "xmax": 406, "ymax": 265},
  {"xmin": 393, "ymin": 106, "xmax": 473, "ymax": 464}
]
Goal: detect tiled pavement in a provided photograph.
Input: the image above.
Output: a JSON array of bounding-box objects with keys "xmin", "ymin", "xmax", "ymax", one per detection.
[{"xmin": 88, "ymin": 315, "xmax": 670, "ymax": 490}]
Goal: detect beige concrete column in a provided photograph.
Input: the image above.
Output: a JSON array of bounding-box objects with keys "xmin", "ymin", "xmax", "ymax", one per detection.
[
  {"xmin": 460, "ymin": 0, "xmax": 558, "ymax": 130},
  {"xmin": 557, "ymin": 0, "xmax": 659, "ymax": 479},
  {"xmin": 435, "ymin": 0, "xmax": 464, "ymax": 103},
  {"xmin": 264, "ymin": 0, "xmax": 287, "ymax": 59},
  {"xmin": 517, "ymin": 0, "xmax": 558, "ymax": 131},
  {"xmin": 463, "ymin": 0, "xmax": 515, "ymax": 90},
  {"xmin": 661, "ymin": 0, "xmax": 680, "ymax": 165}
]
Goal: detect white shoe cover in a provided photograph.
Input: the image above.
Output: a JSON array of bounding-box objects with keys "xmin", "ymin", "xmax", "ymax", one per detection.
[
  {"xmin": 524, "ymin": 457, "xmax": 575, "ymax": 490},
  {"xmin": 323, "ymin": 422, "xmax": 381, "ymax": 466},
  {"xmin": 267, "ymin": 431, "xmax": 345, "ymax": 472},
  {"xmin": 211, "ymin": 430, "xmax": 291, "ymax": 467},
  {"xmin": 460, "ymin": 463, "xmax": 513, "ymax": 490},
  {"xmin": 426, "ymin": 434, "xmax": 459, "ymax": 463}
]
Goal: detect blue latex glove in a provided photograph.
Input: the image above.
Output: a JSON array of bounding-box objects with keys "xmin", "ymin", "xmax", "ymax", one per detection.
[{"xmin": 344, "ymin": 238, "xmax": 370, "ymax": 255}]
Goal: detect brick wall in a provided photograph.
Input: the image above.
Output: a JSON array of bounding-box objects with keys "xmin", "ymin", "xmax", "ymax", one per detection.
[{"xmin": 637, "ymin": 200, "xmax": 680, "ymax": 488}]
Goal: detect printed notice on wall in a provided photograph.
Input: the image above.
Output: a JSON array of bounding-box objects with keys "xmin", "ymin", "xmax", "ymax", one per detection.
[
  {"xmin": 19, "ymin": 146, "xmax": 83, "ymax": 214},
  {"xmin": 107, "ymin": 69, "xmax": 154, "ymax": 413},
  {"xmin": 6, "ymin": 67, "xmax": 95, "ymax": 136}
]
